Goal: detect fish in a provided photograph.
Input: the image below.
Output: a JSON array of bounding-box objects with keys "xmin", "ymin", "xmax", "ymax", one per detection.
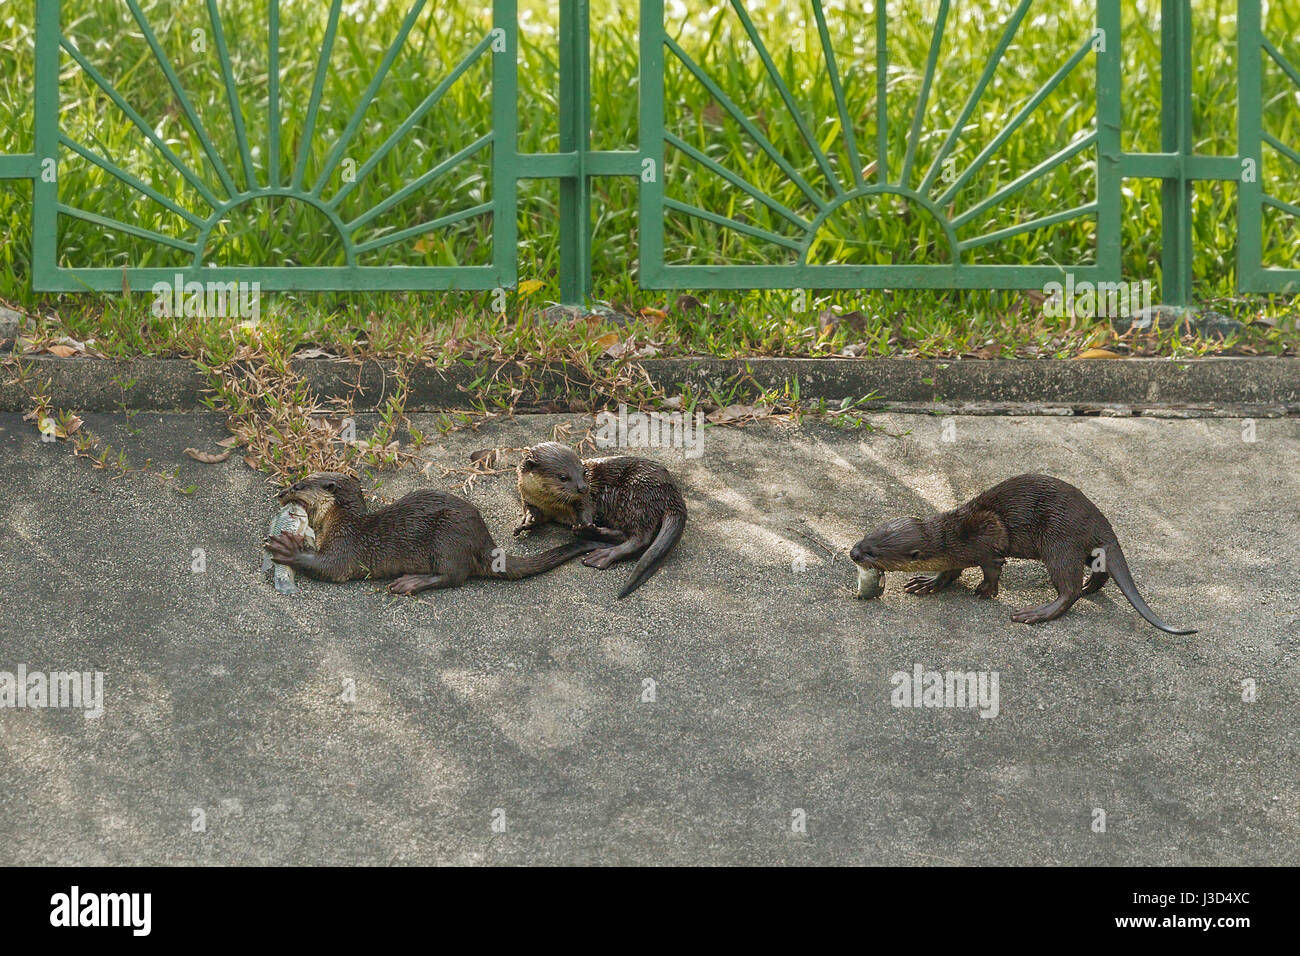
[
  {"xmin": 855, "ymin": 565, "xmax": 884, "ymax": 600},
  {"xmin": 262, "ymin": 502, "xmax": 315, "ymax": 594}
]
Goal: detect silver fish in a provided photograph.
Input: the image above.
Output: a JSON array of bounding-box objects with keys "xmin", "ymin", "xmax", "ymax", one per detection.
[
  {"xmin": 855, "ymin": 565, "xmax": 884, "ymax": 600},
  {"xmin": 263, "ymin": 502, "xmax": 315, "ymax": 595}
]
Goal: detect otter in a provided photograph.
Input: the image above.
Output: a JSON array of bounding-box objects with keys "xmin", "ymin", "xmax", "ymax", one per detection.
[
  {"xmin": 849, "ymin": 473, "xmax": 1196, "ymax": 634},
  {"xmin": 515, "ymin": 442, "xmax": 687, "ymax": 599},
  {"xmin": 263, "ymin": 472, "xmax": 597, "ymax": 594}
]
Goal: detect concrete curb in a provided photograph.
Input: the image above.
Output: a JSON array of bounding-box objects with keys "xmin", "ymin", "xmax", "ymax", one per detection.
[{"xmin": 2, "ymin": 354, "xmax": 1297, "ymax": 413}]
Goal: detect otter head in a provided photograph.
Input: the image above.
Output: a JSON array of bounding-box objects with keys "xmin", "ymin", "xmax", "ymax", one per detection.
[
  {"xmin": 518, "ymin": 442, "xmax": 589, "ymax": 508},
  {"xmin": 278, "ymin": 471, "xmax": 364, "ymax": 526},
  {"xmin": 849, "ymin": 516, "xmax": 942, "ymax": 571}
]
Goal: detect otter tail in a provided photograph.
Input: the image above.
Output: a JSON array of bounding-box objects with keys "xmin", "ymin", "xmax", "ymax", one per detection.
[
  {"xmin": 496, "ymin": 539, "xmax": 599, "ymax": 580},
  {"xmin": 618, "ymin": 511, "xmax": 686, "ymax": 599},
  {"xmin": 1101, "ymin": 538, "xmax": 1197, "ymax": 635}
]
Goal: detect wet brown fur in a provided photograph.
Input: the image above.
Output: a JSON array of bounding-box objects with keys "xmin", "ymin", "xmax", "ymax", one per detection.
[
  {"xmin": 516, "ymin": 442, "xmax": 687, "ymax": 598},
  {"xmin": 264, "ymin": 472, "xmax": 598, "ymax": 595},
  {"xmin": 849, "ymin": 473, "xmax": 1195, "ymax": 633}
]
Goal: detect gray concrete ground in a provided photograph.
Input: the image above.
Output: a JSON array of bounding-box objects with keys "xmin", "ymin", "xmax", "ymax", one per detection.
[{"xmin": 0, "ymin": 409, "xmax": 1296, "ymax": 865}]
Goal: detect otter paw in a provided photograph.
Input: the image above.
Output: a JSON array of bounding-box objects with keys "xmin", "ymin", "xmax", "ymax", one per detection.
[
  {"xmin": 904, "ymin": 574, "xmax": 945, "ymax": 595},
  {"xmin": 389, "ymin": 574, "xmax": 432, "ymax": 595},
  {"xmin": 582, "ymin": 548, "xmax": 617, "ymax": 570},
  {"xmin": 264, "ymin": 530, "xmax": 309, "ymax": 563},
  {"xmin": 976, "ymin": 580, "xmax": 999, "ymax": 599},
  {"xmin": 1010, "ymin": 605, "xmax": 1052, "ymax": 624}
]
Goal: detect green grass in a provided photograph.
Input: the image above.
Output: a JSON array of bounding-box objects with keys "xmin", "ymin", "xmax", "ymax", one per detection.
[{"xmin": 0, "ymin": 0, "xmax": 1296, "ymax": 361}]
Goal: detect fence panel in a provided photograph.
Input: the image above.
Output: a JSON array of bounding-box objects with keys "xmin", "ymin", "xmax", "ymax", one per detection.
[{"xmin": 0, "ymin": 1, "xmax": 1295, "ymax": 302}]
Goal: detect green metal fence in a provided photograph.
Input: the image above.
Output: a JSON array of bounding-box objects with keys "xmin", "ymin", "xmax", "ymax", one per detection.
[{"xmin": 0, "ymin": 0, "xmax": 1295, "ymax": 303}]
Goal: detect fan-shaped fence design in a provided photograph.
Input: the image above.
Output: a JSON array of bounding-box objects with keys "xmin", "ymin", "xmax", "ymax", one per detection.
[{"xmin": 0, "ymin": 0, "xmax": 1295, "ymax": 301}]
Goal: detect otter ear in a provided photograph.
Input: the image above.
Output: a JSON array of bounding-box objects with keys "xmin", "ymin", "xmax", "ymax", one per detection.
[
  {"xmin": 520, "ymin": 457, "xmax": 537, "ymax": 472},
  {"xmin": 321, "ymin": 480, "xmax": 337, "ymax": 494}
]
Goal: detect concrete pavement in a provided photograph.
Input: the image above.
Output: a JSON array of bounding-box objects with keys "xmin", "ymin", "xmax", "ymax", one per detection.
[{"xmin": 0, "ymin": 409, "xmax": 1295, "ymax": 864}]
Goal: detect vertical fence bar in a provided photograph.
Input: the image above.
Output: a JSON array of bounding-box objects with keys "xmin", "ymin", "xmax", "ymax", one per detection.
[
  {"xmin": 268, "ymin": 0, "xmax": 280, "ymax": 188},
  {"xmin": 1160, "ymin": 0, "xmax": 1194, "ymax": 304},
  {"xmin": 493, "ymin": 0, "xmax": 519, "ymax": 289},
  {"xmin": 1096, "ymin": 0, "xmax": 1122, "ymax": 281},
  {"xmin": 1236, "ymin": 0, "xmax": 1262, "ymax": 292},
  {"xmin": 638, "ymin": 0, "xmax": 665, "ymax": 290},
  {"xmin": 876, "ymin": 0, "xmax": 888, "ymax": 184},
  {"xmin": 558, "ymin": 0, "xmax": 592, "ymax": 303},
  {"xmin": 32, "ymin": 0, "xmax": 60, "ymax": 288}
]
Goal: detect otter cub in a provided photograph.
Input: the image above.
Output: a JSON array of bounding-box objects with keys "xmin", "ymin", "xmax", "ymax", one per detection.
[
  {"xmin": 515, "ymin": 442, "xmax": 687, "ymax": 599},
  {"xmin": 264, "ymin": 472, "xmax": 597, "ymax": 595},
  {"xmin": 849, "ymin": 473, "xmax": 1195, "ymax": 634}
]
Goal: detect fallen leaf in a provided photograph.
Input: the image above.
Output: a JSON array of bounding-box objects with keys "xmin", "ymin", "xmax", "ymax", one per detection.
[
  {"xmin": 706, "ymin": 403, "xmax": 772, "ymax": 424},
  {"xmin": 308, "ymin": 416, "xmax": 349, "ymax": 435},
  {"xmin": 517, "ymin": 279, "xmax": 546, "ymax": 295},
  {"xmin": 47, "ymin": 413, "xmax": 84, "ymax": 439},
  {"xmin": 592, "ymin": 331, "xmax": 621, "ymax": 351},
  {"xmin": 674, "ymin": 294, "xmax": 702, "ymax": 313},
  {"xmin": 184, "ymin": 447, "xmax": 233, "ymax": 463},
  {"xmin": 1075, "ymin": 348, "xmax": 1122, "ymax": 359},
  {"xmin": 46, "ymin": 344, "xmax": 78, "ymax": 358}
]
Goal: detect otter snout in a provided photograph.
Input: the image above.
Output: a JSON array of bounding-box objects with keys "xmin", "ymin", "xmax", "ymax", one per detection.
[{"xmin": 850, "ymin": 540, "xmax": 877, "ymax": 566}]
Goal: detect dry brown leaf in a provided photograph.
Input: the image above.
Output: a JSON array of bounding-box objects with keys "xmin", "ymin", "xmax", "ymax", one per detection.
[
  {"xmin": 47, "ymin": 413, "xmax": 84, "ymax": 439},
  {"xmin": 707, "ymin": 403, "xmax": 772, "ymax": 424},
  {"xmin": 592, "ymin": 331, "xmax": 620, "ymax": 351},
  {"xmin": 184, "ymin": 447, "xmax": 233, "ymax": 463},
  {"xmin": 46, "ymin": 344, "xmax": 78, "ymax": 358},
  {"xmin": 1075, "ymin": 348, "xmax": 1122, "ymax": 360}
]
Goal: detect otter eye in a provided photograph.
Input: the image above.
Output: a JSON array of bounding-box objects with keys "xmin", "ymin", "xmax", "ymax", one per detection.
[
  {"xmin": 560, "ymin": 473, "xmax": 570, "ymax": 482},
  {"xmin": 910, "ymin": 550, "xmax": 921, "ymax": 560}
]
